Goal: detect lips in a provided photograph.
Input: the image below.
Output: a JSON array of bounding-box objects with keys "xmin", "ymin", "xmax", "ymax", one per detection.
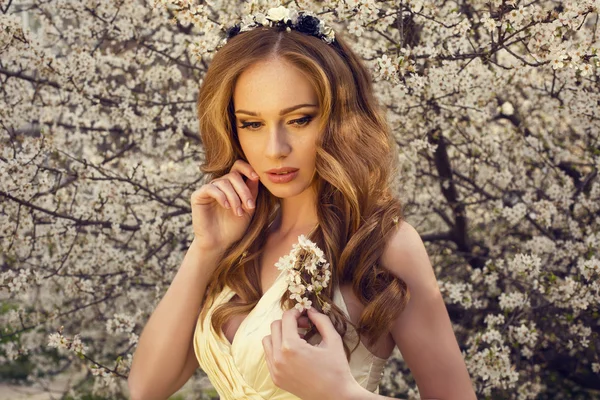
[
  {"xmin": 266, "ymin": 167, "xmax": 299, "ymax": 174},
  {"xmin": 266, "ymin": 169, "xmax": 299, "ymax": 183}
]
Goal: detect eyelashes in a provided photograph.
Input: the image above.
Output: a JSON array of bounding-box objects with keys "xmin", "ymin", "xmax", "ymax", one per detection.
[{"xmin": 238, "ymin": 116, "xmax": 313, "ymax": 131}]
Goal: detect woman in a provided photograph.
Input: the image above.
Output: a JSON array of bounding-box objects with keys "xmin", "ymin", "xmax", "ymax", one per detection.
[{"xmin": 128, "ymin": 6, "xmax": 476, "ymax": 400}]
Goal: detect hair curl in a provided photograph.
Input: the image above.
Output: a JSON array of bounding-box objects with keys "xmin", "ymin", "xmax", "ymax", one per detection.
[{"xmin": 197, "ymin": 26, "xmax": 409, "ymax": 361}]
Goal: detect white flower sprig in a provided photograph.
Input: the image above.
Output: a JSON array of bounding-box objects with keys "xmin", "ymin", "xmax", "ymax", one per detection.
[{"xmin": 275, "ymin": 234, "xmax": 332, "ymax": 313}]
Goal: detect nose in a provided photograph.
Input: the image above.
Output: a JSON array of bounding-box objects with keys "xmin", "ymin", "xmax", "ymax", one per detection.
[{"xmin": 265, "ymin": 122, "xmax": 291, "ymax": 159}]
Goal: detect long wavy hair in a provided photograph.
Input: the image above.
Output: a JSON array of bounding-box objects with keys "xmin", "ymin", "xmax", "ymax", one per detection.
[{"xmin": 197, "ymin": 25, "xmax": 410, "ymax": 361}]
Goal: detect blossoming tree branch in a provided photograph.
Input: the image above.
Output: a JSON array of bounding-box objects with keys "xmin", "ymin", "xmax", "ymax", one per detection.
[{"xmin": 0, "ymin": 0, "xmax": 599, "ymax": 398}]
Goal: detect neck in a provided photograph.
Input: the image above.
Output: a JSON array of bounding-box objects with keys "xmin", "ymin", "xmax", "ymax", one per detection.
[{"xmin": 269, "ymin": 191, "xmax": 319, "ymax": 240}]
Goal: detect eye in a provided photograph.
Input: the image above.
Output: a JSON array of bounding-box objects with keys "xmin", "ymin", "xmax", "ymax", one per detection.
[
  {"xmin": 290, "ymin": 116, "xmax": 313, "ymax": 127},
  {"xmin": 238, "ymin": 116, "xmax": 313, "ymax": 131},
  {"xmin": 239, "ymin": 121, "xmax": 263, "ymax": 130}
]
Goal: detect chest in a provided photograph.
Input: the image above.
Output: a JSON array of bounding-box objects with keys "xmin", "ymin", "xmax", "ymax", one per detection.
[
  {"xmin": 220, "ymin": 242, "xmax": 395, "ymax": 360},
  {"xmin": 221, "ymin": 240, "xmax": 293, "ymax": 346}
]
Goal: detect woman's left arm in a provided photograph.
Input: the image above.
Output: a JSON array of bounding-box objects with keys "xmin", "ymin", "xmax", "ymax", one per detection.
[
  {"xmin": 347, "ymin": 220, "xmax": 477, "ymax": 399},
  {"xmin": 263, "ymin": 220, "xmax": 476, "ymax": 400}
]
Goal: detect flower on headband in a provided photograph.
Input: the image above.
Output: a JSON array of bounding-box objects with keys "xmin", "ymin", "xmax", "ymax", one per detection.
[
  {"xmin": 254, "ymin": 12, "xmax": 268, "ymax": 26},
  {"xmin": 296, "ymin": 14, "xmax": 320, "ymax": 36},
  {"xmin": 319, "ymin": 21, "xmax": 336, "ymax": 43},
  {"xmin": 275, "ymin": 234, "xmax": 332, "ymax": 313},
  {"xmin": 220, "ymin": 6, "xmax": 336, "ymax": 47},
  {"xmin": 266, "ymin": 6, "xmax": 293, "ymax": 24},
  {"xmin": 226, "ymin": 24, "xmax": 241, "ymax": 37},
  {"xmin": 238, "ymin": 15, "xmax": 253, "ymax": 30}
]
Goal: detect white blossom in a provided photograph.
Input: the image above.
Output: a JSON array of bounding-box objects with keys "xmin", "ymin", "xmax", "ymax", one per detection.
[{"xmin": 498, "ymin": 291, "xmax": 530, "ymax": 311}]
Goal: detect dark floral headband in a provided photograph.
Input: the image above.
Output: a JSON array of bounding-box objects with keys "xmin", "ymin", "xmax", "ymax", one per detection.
[{"xmin": 220, "ymin": 6, "xmax": 336, "ymax": 48}]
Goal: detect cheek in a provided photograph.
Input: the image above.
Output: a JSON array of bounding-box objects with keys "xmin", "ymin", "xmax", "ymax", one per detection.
[
  {"xmin": 303, "ymin": 143, "xmax": 318, "ymax": 163},
  {"xmin": 239, "ymin": 137, "xmax": 258, "ymax": 158}
]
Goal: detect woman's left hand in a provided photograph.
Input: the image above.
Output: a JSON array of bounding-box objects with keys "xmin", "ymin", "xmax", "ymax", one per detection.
[{"xmin": 262, "ymin": 307, "xmax": 362, "ymax": 400}]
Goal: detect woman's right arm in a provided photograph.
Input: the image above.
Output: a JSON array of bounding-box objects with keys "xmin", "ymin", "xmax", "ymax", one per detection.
[
  {"xmin": 128, "ymin": 160, "xmax": 260, "ymax": 400},
  {"xmin": 127, "ymin": 239, "xmax": 223, "ymax": 400}
]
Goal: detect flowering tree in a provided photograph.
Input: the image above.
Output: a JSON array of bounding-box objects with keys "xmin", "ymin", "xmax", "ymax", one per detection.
[{"xmin": 1, "ymin": 0, "xmax": 599, "ymax": 398}]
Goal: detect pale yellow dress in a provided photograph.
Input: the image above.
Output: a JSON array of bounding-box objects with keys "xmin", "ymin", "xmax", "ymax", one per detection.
[{"xmin": 193, "ymin": 267, "xmax": 389, "ymax": 399}]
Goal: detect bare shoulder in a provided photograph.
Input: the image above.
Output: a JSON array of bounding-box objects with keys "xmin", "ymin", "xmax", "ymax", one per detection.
[
  {"xmin": 378, "ymin": 221, "xmax": 477, "ymax": 398},
  {"xmin": 380, "ymin": 220, "xmax": 438, "ymax": 293},
  {"xmin": 380, "ymin": 219, "xmax": 421, "ymax": 265}
]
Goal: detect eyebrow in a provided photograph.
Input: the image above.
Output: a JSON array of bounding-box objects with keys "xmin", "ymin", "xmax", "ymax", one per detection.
[{"xmin": 234, "ymin": 103, "xmax": 318, "ymax": 117}]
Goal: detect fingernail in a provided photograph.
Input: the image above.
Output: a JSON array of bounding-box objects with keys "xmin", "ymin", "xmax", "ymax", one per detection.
[
  {"xmin": 252, "ymin": 172, "xmax": 259, "ymax": 179},
  {"xmin": 237, "ymin": 207, "xmax": 243, "ymax": 216},
  {"xmin": 247, "ymin": 199, "xmax": 254, "ymax": 208}
]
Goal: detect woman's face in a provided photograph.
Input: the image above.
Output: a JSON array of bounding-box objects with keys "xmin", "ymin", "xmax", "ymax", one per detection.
[{"xmin": 233, "ymin": 57, "xmax": 322, "ymax": 198}]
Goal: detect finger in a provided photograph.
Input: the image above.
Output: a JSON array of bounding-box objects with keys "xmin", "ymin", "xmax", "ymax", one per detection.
[
  {"xmin": 226, "ymin": 170, "xmax": 256, "ymax": 213},
  {"xmin": 262, "ymin": 335, "xmax": 275, "ymax": 375},
  {"xmin": 231, "ymin": 160, "xmax": 260, "ymax": 200},
  {"xmin": 210, "ymin": 180, "xmax": 244, "ymax": 217},
  {"xmin": 194, "ymin": 185, "xmax": 231, "ymax": 209},
  {"xmin": 281, "ymin": 308, "xmax": 304, "ymax": 346},
  {"xmin": 270, "ymin": 319, "xmax": 282, "ymax": 357},
  {"xmin": 245, "ymin": 171, "xmax": 260, "ymax": 201},
  {"xmin": 307, "ymin": 307, "xmax": 338, "ymax": 344},
  {"xmin": 232, "ymin": 159, "xmax": 260, "ymax": 181}
]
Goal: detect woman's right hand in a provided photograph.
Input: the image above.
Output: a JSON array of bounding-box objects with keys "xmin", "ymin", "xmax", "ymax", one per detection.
[{"xmin": 190, "ymin": 159, "xmax": 261, "ymax": 250}]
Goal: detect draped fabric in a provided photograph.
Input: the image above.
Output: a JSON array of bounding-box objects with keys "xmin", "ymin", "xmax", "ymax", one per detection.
[{"xmin": 193, "ymin": 269, "xmax": 388, "ymax": 399}]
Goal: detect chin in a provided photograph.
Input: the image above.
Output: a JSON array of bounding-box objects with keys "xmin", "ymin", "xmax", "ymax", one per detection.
[{"xmin": 264, "ymin": 181, "xmax": 310, "ymax": 198}]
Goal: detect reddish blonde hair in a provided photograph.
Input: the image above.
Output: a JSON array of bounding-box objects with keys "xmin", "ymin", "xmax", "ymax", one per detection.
[{"xmin": 197, "ymin": 26, "xmax": 409, "ymax": 360}]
